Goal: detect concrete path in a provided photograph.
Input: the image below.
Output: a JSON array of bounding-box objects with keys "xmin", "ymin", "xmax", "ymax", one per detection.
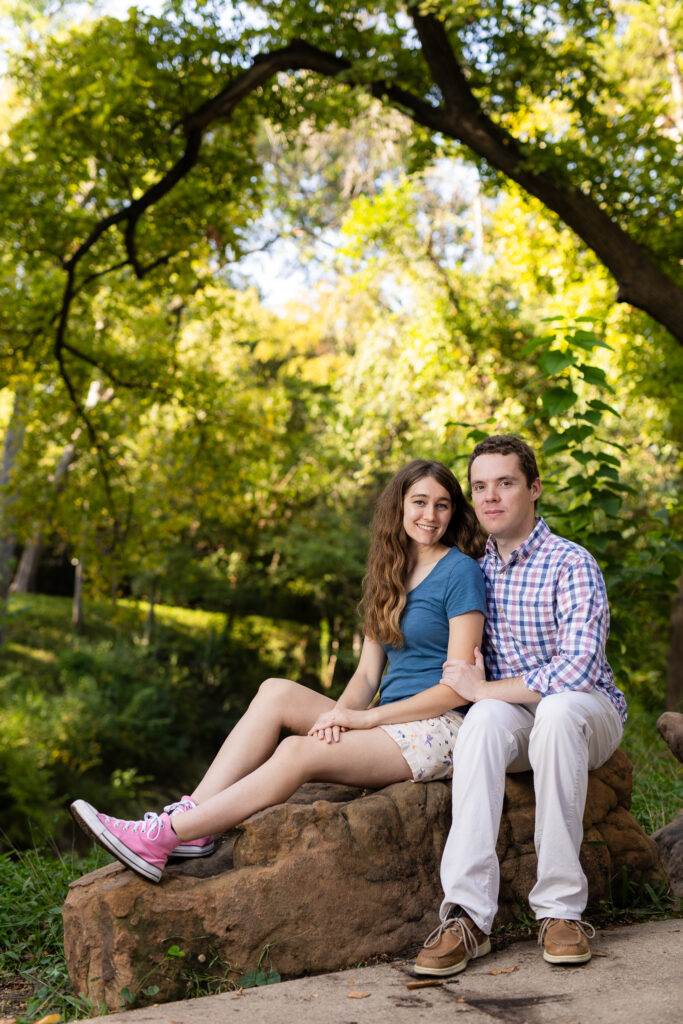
[{"xmin": 79, "ymin": 918, "xmax": 682, "ymax": 1024}]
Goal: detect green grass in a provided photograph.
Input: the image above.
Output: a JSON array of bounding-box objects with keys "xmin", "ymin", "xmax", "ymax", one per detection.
[
  {"xmin": 0, "ymin": 843, "xmax": 281, "ymax": 1023},
  {"xmin": 622, "ymin": 706, "xmax": 683, "ymax": 835},
  {"xmin": 5, "ymin": 592, "xmax": 313, "ymax": 671},
  {"xmin": 0, "ymin": 843, "xmax": 111, "ymax": 1023}
]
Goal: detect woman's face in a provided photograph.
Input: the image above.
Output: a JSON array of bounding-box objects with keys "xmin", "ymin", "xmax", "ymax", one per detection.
[{"xmin": 402, "ymin": 475, "xmax": 453, "ymax": 551}]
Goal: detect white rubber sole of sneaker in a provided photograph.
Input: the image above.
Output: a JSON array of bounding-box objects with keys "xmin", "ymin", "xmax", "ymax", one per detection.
[
  {"xmin": 171, "ymin": 841, "xmax": 216, "ymax": 858},
  {"xmin": 70, "ymin": 799, "xmax": 162, "ymax": 883},
  {"xmin": 414, "ymin": 937, "xmax": 492, "ymax": 976}
]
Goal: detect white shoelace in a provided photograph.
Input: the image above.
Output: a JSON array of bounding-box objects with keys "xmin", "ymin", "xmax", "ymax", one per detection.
[
  {"xmin": 104, "ymin": 810, "xmax": 165, "ymax": 840},
  {"xmin": 537, "ymin": 919, "xmax": 596, "ymax": 946},
  {"xmin": 422, "ymin": 917, "xmax": 480, "ymax": 958},
  {"xmin": 162, "ymin": 798, "xmax": 195, "ymax": 815},
  {"xmin": 138, "ymin": 799, "xmax": 195, "ymax": 840}
]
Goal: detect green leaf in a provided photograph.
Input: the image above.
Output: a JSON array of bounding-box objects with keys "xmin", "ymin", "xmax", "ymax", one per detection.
[
  {"xmin": 600, "ymin": 438, "xmax": 629, "ymax": 453},
  {"xmin": 237, "ymin": 969, "xmax": 261, "ymax": 988},
  {"xmin": 588, "ymin": 399, "xmax": 621, "ymax": 418},
  {"xmin": 571, "ymin": 450, "xmax": 594, "ymax": 465},
  {"xmin": 593, "ymin": 451, "xmax": 621, "ymax": 466},
  {"xmin": 565, "ymin": 424, "xmax": 595, "ymax": 443},
  {"xmin": 591, "ymin": 490, "xmax": 622, "ymax": 516},
  {"xmin": 578, "ymin": 410, "xmax": 602, "ymax": 426},
  {"xmin": 578, "ymin": 365, "xmax": 613, "ymax": 391},
  {"xmin": 166, "ymin": 945, "xmax": 186, "ymax": 959},
  {"xmin": 541, "ymin": 386, "xmax": 578, "ymax": 416},
  {"xmin": 238, "ymin": 969, "xmax": 280, "ymax": 988},
  {"xmin": 521, "ymin": 334, "xmax": 554, "ymax": 355},
  {"xmin": 586, "ymin": 532, "xmax": 610, "ymax": 552},
  {"xmin": 568, "ymin": 329, "xmax": 612, "ymax": 352},
  {"xmin": 541, "ymin": 432, "xmax": 572, "ymax": 453},
  {"xmin": 663, "ymin": 553, "xmax": 683, "ymax": 578},
  {"xmin": 601, "ymin": 480, "xmax": 637, "ymax": 494},
  {"xmin": 540, "ymin": 349, "xmax": 577, "ymax": 375},
  {"xmin": 567, "ymin": 472, "xmax": 595, "ymax": 489},
  {"xmin": 567, "ymin": 328, "xmax": 599, "ymax": 350}
]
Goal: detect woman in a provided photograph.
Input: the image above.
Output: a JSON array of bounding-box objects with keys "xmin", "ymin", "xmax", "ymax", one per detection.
[{"xmin": 71, "ymin": 459, "xmax": 486, "ymax": 883}]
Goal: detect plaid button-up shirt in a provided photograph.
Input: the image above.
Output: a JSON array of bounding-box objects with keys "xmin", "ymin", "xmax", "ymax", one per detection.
[{"xmin": 480, "ymin": 517, "xmax": 627, "ymax": 723}]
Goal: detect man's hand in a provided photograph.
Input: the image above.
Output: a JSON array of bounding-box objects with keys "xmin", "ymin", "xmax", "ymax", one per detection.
[{"xmin": 441, "ymin": 646, "xmax": 487, "ymax": 702}]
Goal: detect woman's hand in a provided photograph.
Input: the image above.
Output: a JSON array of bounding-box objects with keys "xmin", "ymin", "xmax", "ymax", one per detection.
[{"xmin": 307, "ymin": 705, "xmax": 376, "ymax": 743}]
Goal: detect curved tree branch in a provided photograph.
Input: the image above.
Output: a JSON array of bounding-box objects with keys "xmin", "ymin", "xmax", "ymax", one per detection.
[
  {"xmin": 54, "ymin": 22, "xmax": 683, "ymax": 397},
  {"xmin": 408, "ymin": 12, "xmax": 683, "ymax": 341}
]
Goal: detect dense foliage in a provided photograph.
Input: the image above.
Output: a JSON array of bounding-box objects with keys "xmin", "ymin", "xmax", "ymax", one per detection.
[
  {"xmin": 0, "ymin": 1, "xmax": 680, "ymax": 851},
  {"xmin": 0, "ymin": 15, "xmax": 680, "ymax": 1021}
]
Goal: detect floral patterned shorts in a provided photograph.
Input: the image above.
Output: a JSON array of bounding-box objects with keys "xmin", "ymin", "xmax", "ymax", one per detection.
[{"xmin": 379, "ymin": 710, "xmax": 466, "ymax": 782}]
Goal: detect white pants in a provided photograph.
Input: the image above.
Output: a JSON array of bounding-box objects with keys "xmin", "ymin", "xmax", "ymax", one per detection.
[{"xmin": 439, "ymin": 691, "xmax": 624, "ymax": 934}]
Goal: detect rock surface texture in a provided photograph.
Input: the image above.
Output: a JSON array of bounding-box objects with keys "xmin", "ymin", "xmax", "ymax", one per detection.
[
  {"xmin": 656, "ymin": 711, "xmax": 683, "ymax": 763},
  {"xmin": 652, "ymin": 810, "xmax": 683, "ymax": 899},
  {"xmin": 652, "ymin": 712, "xmax": 683, "ymax": 899},
  {"xmin": 62, "ymin": 749, "xmax": 665, "ymax": 1011}
]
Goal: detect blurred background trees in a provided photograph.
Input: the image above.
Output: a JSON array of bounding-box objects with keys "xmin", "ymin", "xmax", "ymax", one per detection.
[{"xmin": 0, "ymin": 0, "xmax": 680, "ymax": 847}]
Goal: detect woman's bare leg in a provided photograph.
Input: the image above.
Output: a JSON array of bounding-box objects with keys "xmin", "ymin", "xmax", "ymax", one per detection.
[
  {"xmin": 191, "ymin": 678, "xmax": 335, "ymax": 803},
  {"xmin": 173, "ymin": 727, "xmax": 412, "ymax": 841}
]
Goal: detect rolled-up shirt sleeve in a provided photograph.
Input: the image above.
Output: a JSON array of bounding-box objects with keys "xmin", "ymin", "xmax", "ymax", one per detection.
[{"xmin": 522, "ymin": 558, "xmax": 610, "ymax": 697}]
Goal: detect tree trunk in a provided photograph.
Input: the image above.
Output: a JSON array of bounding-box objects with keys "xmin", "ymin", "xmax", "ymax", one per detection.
[
  {"xmin": 667, "ymin": 576, "xmax": 683, "ymax": 712},
  {"xmin": 11, "ymin": 532, "xmax": 43, "ymax": 593},
  {"xmin": 0, "ymin": 387, "xmax": 29, "ymax": 643},
  {"xmin": 657, "ymin": 5, "xmax": 683, "ymax": 141},
  {"xmin": 72, "ymin": 557, "xmax": 84, "ymax": 630},
  {"xmin": 144, "ymin": 588, "xmax": 157, "ymax": 644},
  {"xmin": 11, "ymin": 441, "xmax": 76, "ymax": 594},
  {"xmin": 11, "ymin": 381, "xmax": 113, "ymax": 594}
]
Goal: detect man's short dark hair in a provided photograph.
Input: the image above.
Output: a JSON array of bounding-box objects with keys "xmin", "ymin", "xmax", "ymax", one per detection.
[{"xmin": 467, "ymin": 434, "xmax": 540, "ymax": 489}]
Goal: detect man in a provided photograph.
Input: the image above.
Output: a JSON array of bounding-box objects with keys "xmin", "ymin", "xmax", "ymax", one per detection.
[{"xmin": 415, "ymin": 435, "xmax": 626, "ymax": 974}]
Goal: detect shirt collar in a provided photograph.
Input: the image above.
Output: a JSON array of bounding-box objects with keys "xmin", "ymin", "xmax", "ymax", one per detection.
[{"xmin": 484, "ymin": 516, "xmax": 550, "ymax": 566}]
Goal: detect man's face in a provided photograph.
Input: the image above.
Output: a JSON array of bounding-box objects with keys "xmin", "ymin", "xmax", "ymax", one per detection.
[{"xmin": 469, "ymin": 452, "xmax": 542, "ymax": 545}]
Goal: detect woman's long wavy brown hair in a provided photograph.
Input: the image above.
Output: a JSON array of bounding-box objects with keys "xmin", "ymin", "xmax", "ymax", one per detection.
[{"xmin": 360, "ymin": 459, "xmax": 485, "ymax": 648}]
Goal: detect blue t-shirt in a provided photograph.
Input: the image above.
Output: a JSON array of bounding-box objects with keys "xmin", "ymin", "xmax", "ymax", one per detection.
[{"xmin": 378, "ymin": 546, "xmax": 486, "ymax": 706}]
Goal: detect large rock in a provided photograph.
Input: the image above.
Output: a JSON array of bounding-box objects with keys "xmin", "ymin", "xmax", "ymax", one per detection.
[
  {"xmin": 652, "ymin": 810, "xmax": 683, "ymax": 899},
  {"xmin": 62, "ymin": 749, "xmax": 665, "ymax": 1011}
]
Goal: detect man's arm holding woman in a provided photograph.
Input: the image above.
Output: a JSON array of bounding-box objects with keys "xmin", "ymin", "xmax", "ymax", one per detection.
[{"xmin": 441, "ymin": 557, "xmax": 609, "ymax": 706}]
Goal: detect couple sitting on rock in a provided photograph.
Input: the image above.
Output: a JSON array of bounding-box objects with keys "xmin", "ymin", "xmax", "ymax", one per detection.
[{"xmin": 71, "ymin": 434, "xmax": 626, "ymax": 972}]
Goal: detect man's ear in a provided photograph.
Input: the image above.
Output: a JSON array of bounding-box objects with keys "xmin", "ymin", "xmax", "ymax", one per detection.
[{"xmin": 530, "ymin": 478, "xmax": 542, "ymax": 501}]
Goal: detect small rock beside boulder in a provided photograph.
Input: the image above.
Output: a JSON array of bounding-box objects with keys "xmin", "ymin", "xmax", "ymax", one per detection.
[
  {"xmin": 657, "ymin": 711, "xmax": 683, "ymax": 763},
  {"xmin": 652, "ymin": 712, "xmax": 683, "ymax": 899},
  {"xmin": 62, "ymin": 749, "xmax": 666, "ymax": 1011},
  {"xmin": 652, "ymin": 810, "xmax": 683, "ymax": 899}
]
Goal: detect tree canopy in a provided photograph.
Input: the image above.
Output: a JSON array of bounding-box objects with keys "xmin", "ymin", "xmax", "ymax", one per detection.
[
  {"xmin": 0, "ymin": 0, "xmax": 680, "ymax": 688},
  {"xmin": 0, "ymin": 5, "xmax": 681, "ymax": 861},
  {"xmin": 1, "ymin": 0, "xmax": 681, "ymax": 401}
]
